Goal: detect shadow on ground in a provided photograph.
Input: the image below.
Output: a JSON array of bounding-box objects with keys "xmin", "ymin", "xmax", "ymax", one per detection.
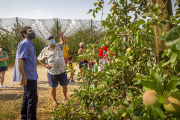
[{"xmin": 0, "ymin": 94, "xmax": 23, "ymax": 101}]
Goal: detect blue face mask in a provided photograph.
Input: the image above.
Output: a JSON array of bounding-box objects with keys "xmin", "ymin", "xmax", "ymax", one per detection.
[{"xmin": 49, "ymin": 39, "xmax": 55, "ymax": 45}]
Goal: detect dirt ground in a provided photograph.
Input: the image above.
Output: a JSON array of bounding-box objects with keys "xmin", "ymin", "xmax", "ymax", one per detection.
[{"xmin": 0, "ymin": 61, "xmax": 84, "ymax": 120}]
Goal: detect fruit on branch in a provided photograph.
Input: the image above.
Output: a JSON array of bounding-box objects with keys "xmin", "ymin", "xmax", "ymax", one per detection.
[
  {"xmin": 111, "ymin": 10, "xmax": 115, "ymax": 15},
  {"xmin": 129, "ymin": 56, "xmax": 133, "ymax": 61},
  {"xmin": 86, "ymin": 114, "xmax": 91, "ymax": 120},
  {"xmin": 111, "ymin": 4, "xmax": 116, "ymax": 9},
  {"xmin": 97, "ymin": 1, "xmax": 102, "ymax": 7},
  {"xmin": 94, "ymin": 73, "xmax": 97, "ymax": 77},
  {"xmin": 163, "ymin": 93, "xmax": 180, "ymax": 114},
  {"xmin": 143, "ymin": 90, "xmax": 160, "ymax": 107},
  {"xmin": 122, "ymin": 112, "xmax": 128, "ymax": 118},
  {"xmin": 126, "ymin": 48, "xmax": 131, "ymax": 54}
]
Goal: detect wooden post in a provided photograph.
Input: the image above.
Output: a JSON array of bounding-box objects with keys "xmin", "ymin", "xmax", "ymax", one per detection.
[
  {"xmin": 150, "ymin": 0, "xmax": 173, "ymax": 63},
  {"xmin": 57, "ymin": 18, "xmax": 59, "ymax": 40},
  {"xmin": 16, "ymin": 17, "xmax": 19, "ymax": 39},
  {"xmin": 91, "ymin": 19, "xmax": 92, "ymax": 40}
]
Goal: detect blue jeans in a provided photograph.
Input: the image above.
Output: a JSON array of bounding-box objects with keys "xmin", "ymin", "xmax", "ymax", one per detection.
[
  {"xmin": 48, "ymin": 72, "xmax": 69, "ymax": 88},
  {"xmin": 21, "ymin": 80, "xmax": 38, "ymax": 120}
]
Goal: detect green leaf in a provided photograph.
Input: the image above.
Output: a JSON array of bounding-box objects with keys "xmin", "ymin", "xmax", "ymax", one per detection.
[
  {"xmin": 137, "ymin": 19, "xmax": 145, "ymax": 25},
  {"xmin": 170, "ymin": 53, "xmax": 177, "ymax": 64},
  {"xmin": 130, "ymin": 22, "xmax": 137, "ymax": 30},
  {"xmin": 158, "ymin": 36, "xmax": 166, "ymax": 41},
  {"xmin": 166, "ymin": 26, "xmax": 180, "ymax": 41},
  {"xmin": 147, "ymin": 61, "xmax": 152, "ymax": 69},
  {"xmin": 87, "ymin": 9, "xmax": 93, "ymax": 14},
  {"xmin": 158, "ymin": 95, "xmax": 165, "ymax": 104},
  {"xmin": 175, "ymin": 42, "xmax": 180, "ymax": 50},
  {"xmin": 141, "ymin": 81, "xmax": 159, "ymax": 90},
  {"xmin": 149, "ymin": 106, "xmax": 156, "ymax": 120},
  {"xmin": 150, "ymin": 70, "xmax": 162, "ymax": 88},
  {"xmin": 166, "ymin": 80, "xmax": 180, "ymax": 91},
  {"xmin": 166, "ymin": 38, "xmax": 180, "ymax": 47},
  {"xmin": 149, "ymin": 106, "xmax": 164, "ymax": 120},
  {"xmin": 133, "ymin": 106, "xmax": 143, "ymax": 116}
]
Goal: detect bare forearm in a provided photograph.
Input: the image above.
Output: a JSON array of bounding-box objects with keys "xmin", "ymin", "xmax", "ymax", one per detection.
[
  {"xmin": 38, "ymin": 60, "xmax": 45, "ymax": 67},
  {"xmin": 0, "ymin": 56, "xmax": 9, "ymax": 61},
  {"xmin": 17, "ymin": 59, "xmax": 26, "ymax": 77}
]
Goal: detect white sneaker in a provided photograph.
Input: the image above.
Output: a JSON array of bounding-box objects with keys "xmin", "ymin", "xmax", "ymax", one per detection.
[{"xmin": 0, "ymin": 85, "xmax": 7, "ymax": 88}]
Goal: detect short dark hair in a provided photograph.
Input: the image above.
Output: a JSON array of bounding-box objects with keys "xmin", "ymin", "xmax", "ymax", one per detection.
[
  {"xmin": 20, "ymin": 26, "xmax": 32, "ymax": 38},
  {"xmin": 68, "ymin": 56, "xmax": 73, "ymax": 61},
  {"xmin": 0, "ymin": 45, "xmax": 3, "ymax": 49}
]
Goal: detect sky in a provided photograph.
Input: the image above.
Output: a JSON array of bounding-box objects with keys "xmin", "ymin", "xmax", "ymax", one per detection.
[
  {"xmin": 0, "ymin": 0, "xmax": 177, "ymax": 20},
  {"xmin": 0, "ymin": 0, "xmax": 112, "ymax": 20}
]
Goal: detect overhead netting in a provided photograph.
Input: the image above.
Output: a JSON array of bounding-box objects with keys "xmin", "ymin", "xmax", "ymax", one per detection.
[{"xmin": 0, "ymin": 17, "xmax": 107, "ymax": 41}]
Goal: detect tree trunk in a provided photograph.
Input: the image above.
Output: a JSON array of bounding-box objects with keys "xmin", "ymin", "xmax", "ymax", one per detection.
[{"xmin": 150, "ymin": 0, "xmax": 173, "ymax": 63}]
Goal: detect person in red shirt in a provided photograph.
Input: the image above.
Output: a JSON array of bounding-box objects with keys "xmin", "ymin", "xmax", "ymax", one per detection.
[{"xmin": 98, "ymin": 45, "xmax": 108, "ymax": 70}]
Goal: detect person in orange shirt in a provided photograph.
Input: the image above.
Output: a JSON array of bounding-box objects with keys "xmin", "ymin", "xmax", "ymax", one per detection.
[{"xmin": 98, "ymin": 45, "xmax": 108, "ymax": 70}]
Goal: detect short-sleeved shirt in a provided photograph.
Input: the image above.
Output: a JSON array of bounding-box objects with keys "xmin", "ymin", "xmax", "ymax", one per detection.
[
  {"xmin": 63, "ymin": 43, "xmax": 69, "ymax": 58},
  {"xmin": 13, "ymin": 38, "xmax": 38, "ymax": 82},
  {"xmin": 37, "ymin": 42, "xmax": 66, "ymax": 75},
  {"xmin": 69, "ymin": 62, "xmax": 74, "ymax": 73},
  {"xmin": 99, "ymin": 46, "xmax": 108, "ymax": 59},
  {"xmin": 0, "ymin": 51, "xmax": 7, "ymax": 67}
]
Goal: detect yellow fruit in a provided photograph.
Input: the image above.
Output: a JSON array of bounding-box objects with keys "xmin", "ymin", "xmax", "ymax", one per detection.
[
  {"xmin": 115, "ymin": 58, "xmax": 118, "ymax": 62},
  {"xmin": 98, "ymin": 115, "xmax": 101, "ymax": 119},
  {"xmin": 143, "ymin": 90, "xmax": 160, "ymax": 107},
  {"xmin": 94, "ymin": 73, "xmax": 97, "ymax": 77},
  {"xmin": 126, "ymin": 48, "xmax": 131, "ymax": 54},
  {"xmin": 129, "ymin": 56, "xmax": 133, "ymax": 61},
  {"xmin": 97, "ymin": 1, "xmax": 101, "ymax": 6},
  {"xmin": 86, "ymin": 114, "xmax": 91, "ymax": 120},
  {"xmin": 122, "ymin": 112, "xmax": 128, "ymax": 118},
  {"xmin": 114, "ymin": 13, "xmax": 118, "ymax": 17},
  {"xmin": 111, "ymin": 4, "xmax": 116, "ymax": 9},
  {"xmin": 111, "ymin": 10, "xmax": 115, "ymax": 15},
  {"xmin": 163, "ymin": 93, "xmax": 180, "ymax": 114}
]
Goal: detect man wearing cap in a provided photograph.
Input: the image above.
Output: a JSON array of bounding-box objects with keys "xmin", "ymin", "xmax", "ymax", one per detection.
[{"xmin": 37, "ymin": 32, "xmax": 69, "ymax": 105}]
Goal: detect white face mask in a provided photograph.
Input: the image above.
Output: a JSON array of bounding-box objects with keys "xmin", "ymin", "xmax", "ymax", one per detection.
[{"xmin": 0, "ymin": 48, "xmax": 2, "ymax": 51}]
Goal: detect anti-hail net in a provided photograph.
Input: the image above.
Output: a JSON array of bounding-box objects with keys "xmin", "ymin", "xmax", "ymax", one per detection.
[{"xmin": 0, "ymin": 17, "xmax": 107, "ymax": 41}]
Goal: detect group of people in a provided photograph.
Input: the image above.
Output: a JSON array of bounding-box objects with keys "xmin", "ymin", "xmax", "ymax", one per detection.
[{"xmin": 0, "ymin": 26, "xmax": 110, "ymax": 120}]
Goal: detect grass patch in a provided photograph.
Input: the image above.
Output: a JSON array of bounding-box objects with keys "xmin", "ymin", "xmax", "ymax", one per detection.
[{"xmin": 0, "ymin": 101, "xmax": 21, "ymax": 120}]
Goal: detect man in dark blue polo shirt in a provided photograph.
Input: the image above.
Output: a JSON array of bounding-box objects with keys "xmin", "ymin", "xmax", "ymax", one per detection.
[{"xmin": 13, "ymin": 26, "xmax": 38, "ymax": 120}]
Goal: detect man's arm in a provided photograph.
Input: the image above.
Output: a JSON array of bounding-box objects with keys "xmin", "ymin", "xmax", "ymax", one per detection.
[
  {"xmin": 38, "ymin": 60, "xmax": 52, "ymax": 69},
  {"xmin": 17, "ymin": 59, "xmax": 27, "ymax": 86}
]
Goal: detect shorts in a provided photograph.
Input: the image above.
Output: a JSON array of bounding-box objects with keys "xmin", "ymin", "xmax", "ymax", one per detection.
[
  {"xmin": 0, "ymin": 66, "xmax": 8, "ymax": 72},
  {"xmin": 79, "ymin": 61, "xmax": 88, "ymax": 69},
  {"xmin": 48, "ymin": 72, "xmax": 69, "ymax": 88},
  {"xmin": 70, "ymin": 73, "xmax": 74, "ymax": 76}
]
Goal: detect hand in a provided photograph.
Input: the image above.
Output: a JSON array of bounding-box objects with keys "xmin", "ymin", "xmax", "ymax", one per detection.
[
  {"xmin": 44, "ymin": 64, "xmax": 52, "ymax": 69},
  {"xmin": 61, "ymin": 36, "xmax": 66, "ymax": 44},
  {"xmin": 20, "ymin": 76, "xmax": 27, "ymax": 87},
  {"xmin": 58, "ymin": 31, "xmax": 63, "ymax": 37}
]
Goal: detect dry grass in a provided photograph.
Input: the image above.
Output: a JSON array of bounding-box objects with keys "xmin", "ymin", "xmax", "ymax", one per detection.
[{"xmin": 0, "ymin": 62, "xmax": 83, "ymax": 120}]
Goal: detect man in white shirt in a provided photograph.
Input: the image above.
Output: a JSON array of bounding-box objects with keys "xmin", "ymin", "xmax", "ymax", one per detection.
[{"xmin": 37, "ymin": 33, "xmax": 69, "ymax": 105}]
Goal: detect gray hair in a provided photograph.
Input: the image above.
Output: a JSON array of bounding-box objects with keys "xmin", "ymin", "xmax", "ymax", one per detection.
[{"xmin": 79, "ymin": 42, "xmax": 84, "ymax": 46}]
